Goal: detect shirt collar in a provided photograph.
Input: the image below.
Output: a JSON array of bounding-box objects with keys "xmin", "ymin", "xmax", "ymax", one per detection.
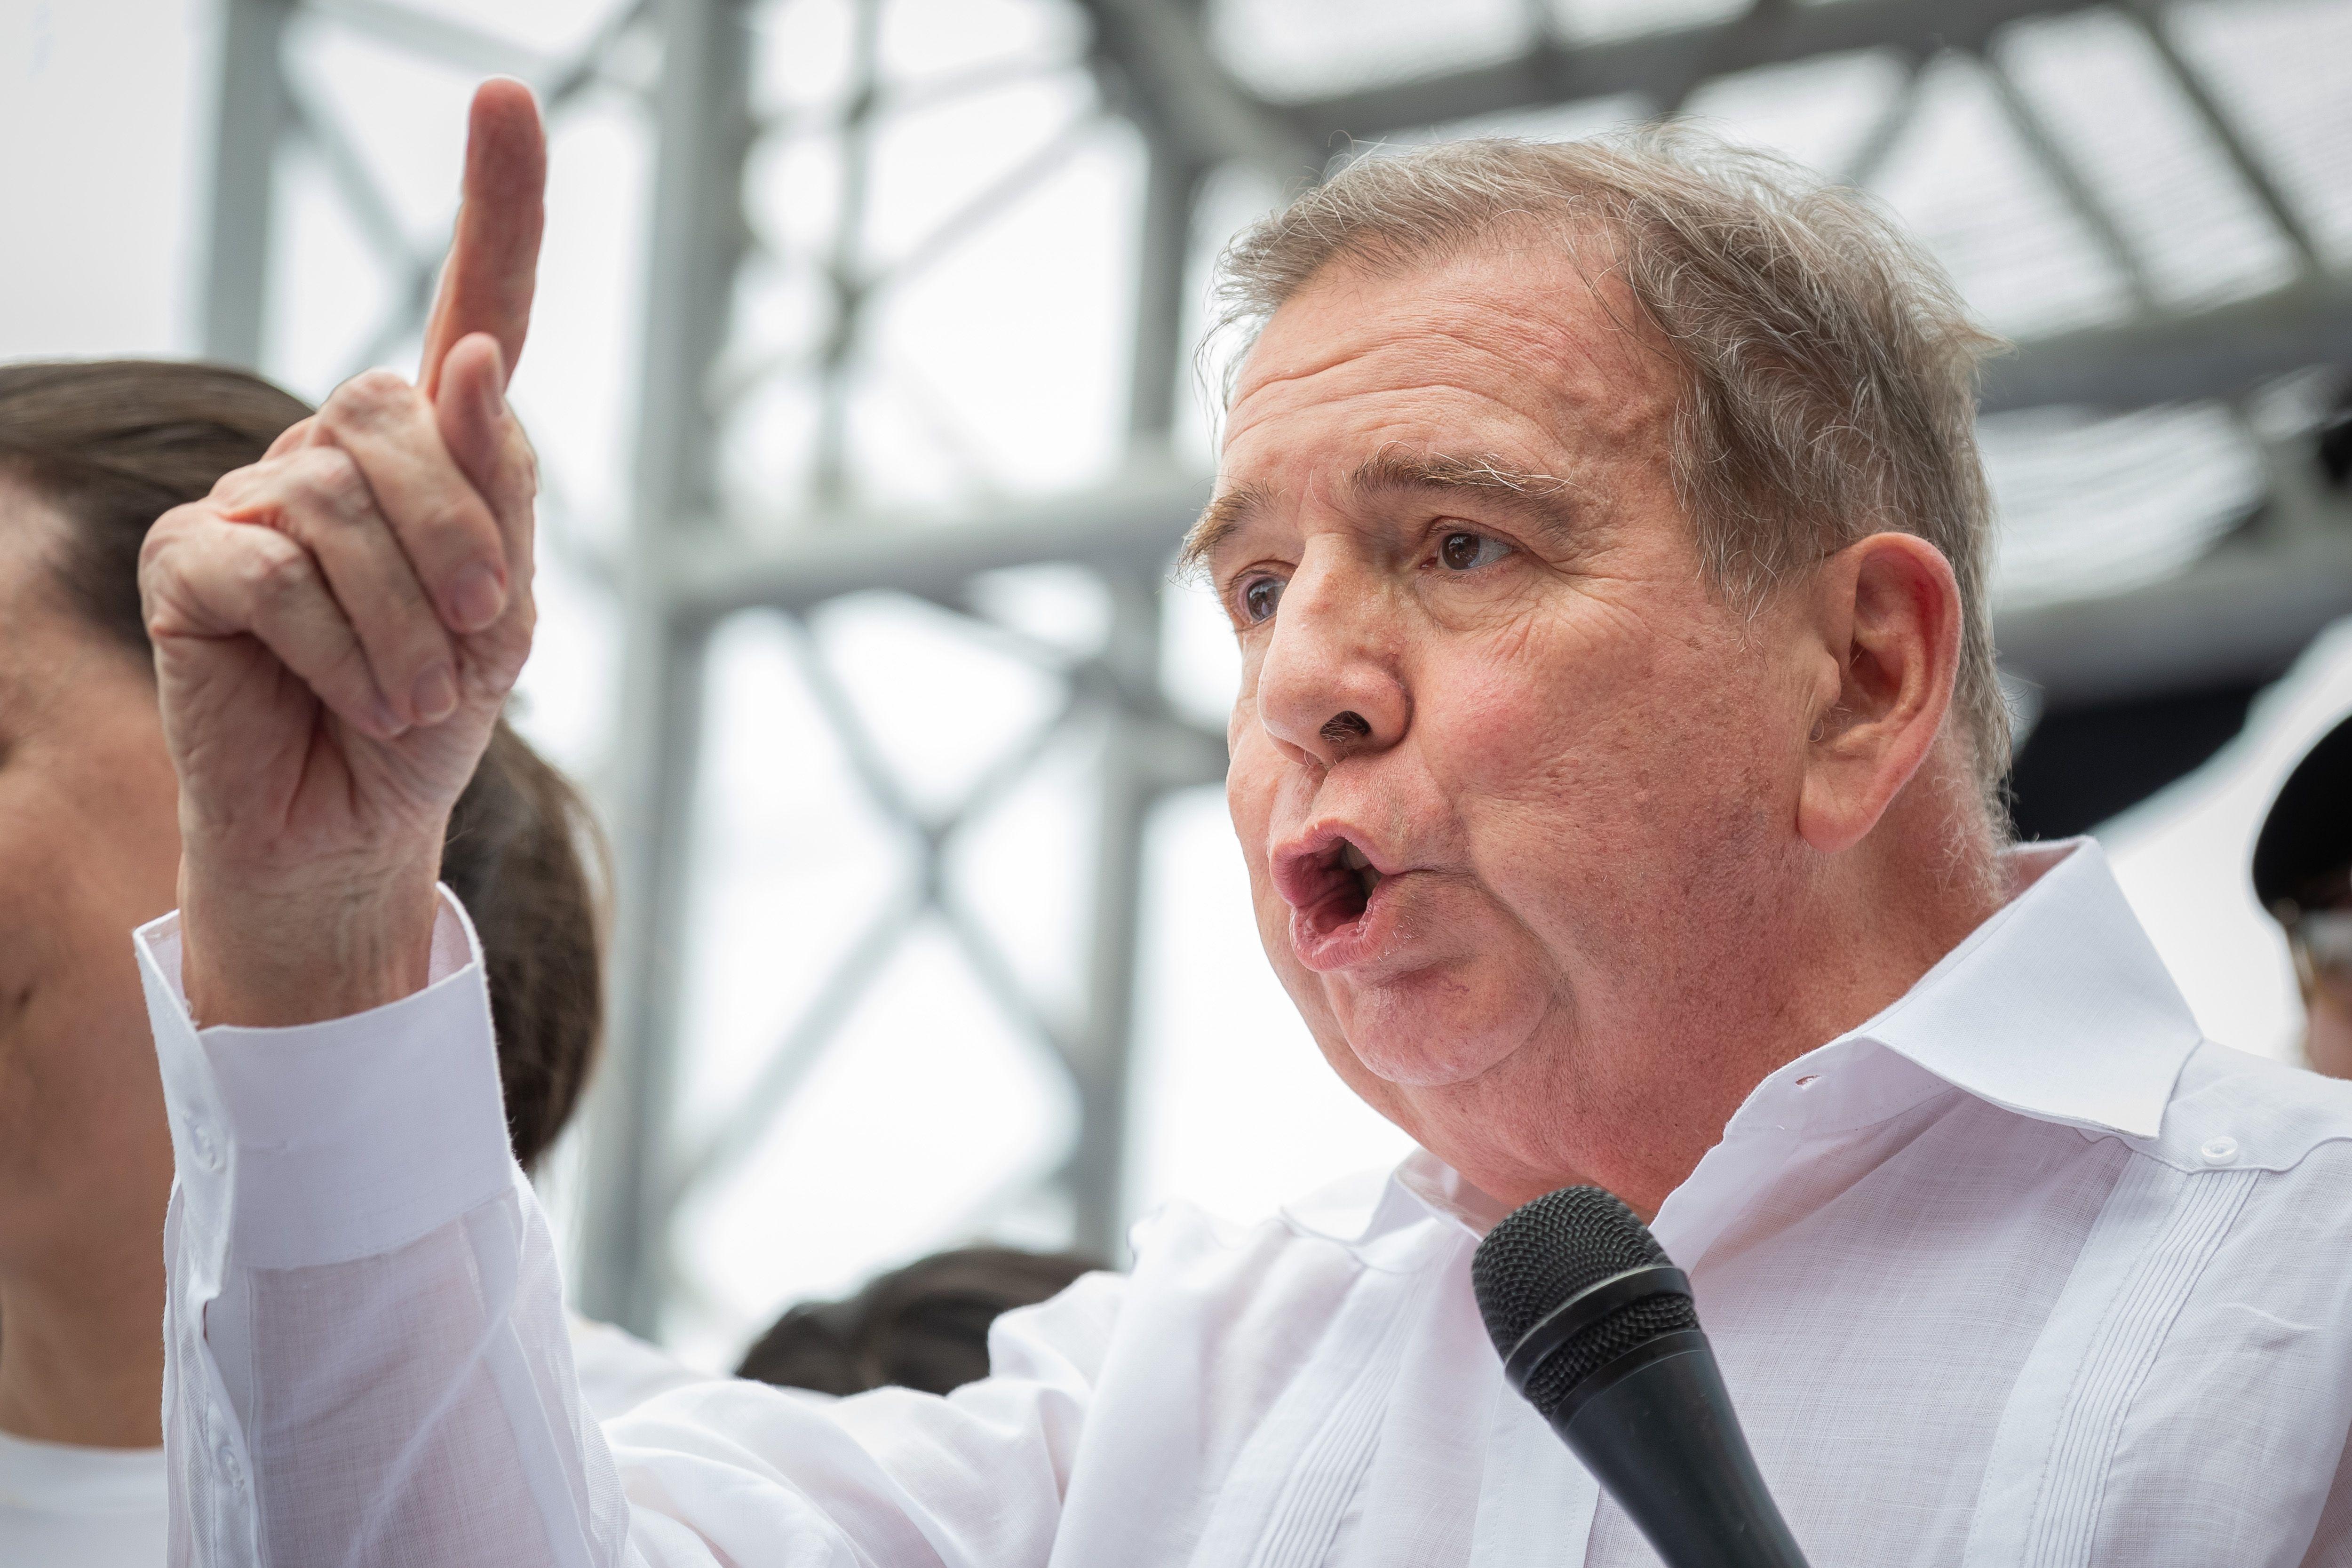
[
  {"xmin": 1837, "ymin": 836, "xmax": 2201, "ymax": 1141},
  {"xmin": 1366, "ymin": 836, "xmax": 2203, "ymax": 1247}
]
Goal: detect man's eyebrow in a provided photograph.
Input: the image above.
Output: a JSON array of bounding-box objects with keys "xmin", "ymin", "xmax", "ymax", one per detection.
[
  {"xmin": 1347, "ymin": 448, "xmax": 1575, "ymax": 512},
  {"xmin": 1177, "ymin": 454, "xmax": 1578, "ymax": 577},
  {"xmin": 1178, "ymin": 482, "xmax": 1271, "ymax": 577}
]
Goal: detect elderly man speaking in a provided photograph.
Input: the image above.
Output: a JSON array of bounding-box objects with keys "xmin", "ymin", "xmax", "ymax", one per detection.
[{"xmin": 136, "ymin": 89, "xmax": 2352, "ymax": 1566}]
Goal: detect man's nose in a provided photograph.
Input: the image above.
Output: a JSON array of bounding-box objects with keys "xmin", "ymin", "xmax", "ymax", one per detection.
[{"xmin": 1253, "ymin": 555, "xmax": 1409, "ymax": 769}]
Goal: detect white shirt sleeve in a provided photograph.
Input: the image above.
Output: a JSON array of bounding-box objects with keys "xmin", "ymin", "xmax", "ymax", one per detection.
[
  {"xmin": 565, "ymin": 1313, "xmax": 715, "ymax": 1423},
  {"xmin": 138, "ymin": 888, "xmax": 629, "ymax": 1568},
  {"xmin": 136, "ymin": 889, "xmax": 1112, "ymax": 1568}
]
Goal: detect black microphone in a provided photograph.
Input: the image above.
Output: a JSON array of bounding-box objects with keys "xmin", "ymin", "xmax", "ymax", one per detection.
[{"xmin": 1471, "ymin": 1186, "xmax": 1810, "ymax": 1567}]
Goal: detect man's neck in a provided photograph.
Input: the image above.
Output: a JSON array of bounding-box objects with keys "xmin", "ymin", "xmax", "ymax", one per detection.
[
  {"xmin": 0, "ymin": 1243, "xmax": 167, "ymax": 1448},
  {"xmin": 1420, "ymin": 801, "xmax": 2010, "ymax": 1218}
]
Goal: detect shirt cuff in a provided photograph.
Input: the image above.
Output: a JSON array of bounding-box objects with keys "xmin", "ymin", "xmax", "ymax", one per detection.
[{"xmin": 136, "ymin": 886, "xmax": 514, "ymax": 1270}]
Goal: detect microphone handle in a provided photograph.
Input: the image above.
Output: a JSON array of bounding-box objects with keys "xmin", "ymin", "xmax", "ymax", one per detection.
[{"xmin": 1554, "ymin": 1331, "xmax": 1812, "ymax": 1568}]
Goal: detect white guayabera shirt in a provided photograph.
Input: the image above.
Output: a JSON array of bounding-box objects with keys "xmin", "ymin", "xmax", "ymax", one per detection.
[{"xmin": 137, "ymin": 839, "xmax": 2352, "ymax": 1567}]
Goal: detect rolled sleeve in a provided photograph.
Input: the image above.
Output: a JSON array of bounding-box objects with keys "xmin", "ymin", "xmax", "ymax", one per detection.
[{"xmin": 135, "ymin": 886, "xmax": 511, "ymax": 1270}]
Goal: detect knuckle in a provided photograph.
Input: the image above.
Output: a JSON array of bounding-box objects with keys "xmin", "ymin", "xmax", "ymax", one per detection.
[
  {"xmin": 483, "ymin": 652, "xmax": 526, "ymax": 698},
  {"xmin": 241, "ymin": 534, "xmax": 317, "ymax": 607},
  {"xmin": 492, "ymin": 610, "xmax": 536, "ymax": 687},
  {"xmin": 264, "ymin": 414, "xmax": 318, "ymax": 458},
  {"xmin": 212, "ymin": 452, "xmax": 316, "ymax": 521},
  {"xmin": 140, "ymin": 504, "xmax": 202, "ymax": 566},
  {"xmin": 139, "ymin": 556, "xmax": 179, "ymax": 639},
  {"xmin": 345, "ymin": 366, "xmax": 410, "ymax": 404},
  {"xmin": 322, "ymin": 367, "xmax": 415, "ymax": 429},
  {"xmin": 286, "ymin": 446, "xmax": 371, "ymax": 521},
  {"xmin": 209, "ymin": 459, "xmax": 273, "ymax": 507},
  {"xmin": 143, "ymin": 591, "xmax": 188, "ymax": 643}
]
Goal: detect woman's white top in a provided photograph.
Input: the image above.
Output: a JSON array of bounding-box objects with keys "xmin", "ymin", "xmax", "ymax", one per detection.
[
  {"xmin": 134, "ymin": 839, "xmax": 2352, "ymax": 1565},
  {"xmin": 0, "ymin": 1316, "xmax": 698, "ymax": 1566},
  {"xmin": 0, "ymin": 1427, "xmax": 166, "ymax": 1567}
]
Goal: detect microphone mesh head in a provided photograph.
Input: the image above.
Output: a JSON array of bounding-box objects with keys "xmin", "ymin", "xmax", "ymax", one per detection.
[{"xmin": 1471, "ymin": 1186, "xmax": 1699, "ymax": 1422}]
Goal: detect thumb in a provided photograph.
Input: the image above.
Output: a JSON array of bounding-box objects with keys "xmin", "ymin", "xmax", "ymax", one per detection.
[
  {"xmin": 434, "ymin": 333, "xmax": 532, "ymax": 573},
  {"xmin": 434, "ymin": 333, "xmax": 507, "ymax": 489}
]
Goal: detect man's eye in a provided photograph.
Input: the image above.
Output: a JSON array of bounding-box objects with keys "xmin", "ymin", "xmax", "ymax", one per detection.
[
  {"xmin": 1239, "ymin": 576, "xmax": 1284, "ymax": 623},
  {"xmin": 1438, "ymin": 531, "xmax": 1510, "ymax": 571}
]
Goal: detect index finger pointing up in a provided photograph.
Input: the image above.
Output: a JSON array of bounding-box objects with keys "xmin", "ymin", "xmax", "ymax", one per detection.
[{"xmin": 420, "ymin": 78, "xmax": 546, "ymax": 401}]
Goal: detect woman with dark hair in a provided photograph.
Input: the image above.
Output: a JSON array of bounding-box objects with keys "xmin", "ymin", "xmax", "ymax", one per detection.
[{"xmin": 0, "ymin": 358, "xmax": 694, "ymax": 1561}]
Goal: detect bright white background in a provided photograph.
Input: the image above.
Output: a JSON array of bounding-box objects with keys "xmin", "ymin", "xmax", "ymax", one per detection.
[{"xmin": 6, "ymin": 0, "xmax": 2346, "ymax": 1367}]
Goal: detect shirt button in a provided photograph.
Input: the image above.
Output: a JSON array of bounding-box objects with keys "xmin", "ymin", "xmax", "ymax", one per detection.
[
  {"xmin": 217, "ymin": 1440, "xmax": 244, "ymax": 1491},
  {"xmin": 187, "ymin": 1119, "xmax": 222, "ymax": 1172},
  {"xmin": 2199, "ymin": 1136, "xmax": 2239, "ymax": 1166}
]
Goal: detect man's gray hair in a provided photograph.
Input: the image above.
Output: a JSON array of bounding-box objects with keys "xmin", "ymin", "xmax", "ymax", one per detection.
[{"xmin": 1208, "ymin": 127, "xmax": 2012, "ymax": 814}]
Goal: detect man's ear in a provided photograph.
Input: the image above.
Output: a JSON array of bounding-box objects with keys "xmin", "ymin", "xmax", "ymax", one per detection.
[{"xmin": 1796, "ymin": 531, "xmax": 1963, "ymax": 855}]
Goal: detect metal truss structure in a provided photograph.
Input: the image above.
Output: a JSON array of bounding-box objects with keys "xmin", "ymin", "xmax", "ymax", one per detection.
[{"xmin": 202, "ymin": 0, "xmax": 2352, "ymax": 1340}]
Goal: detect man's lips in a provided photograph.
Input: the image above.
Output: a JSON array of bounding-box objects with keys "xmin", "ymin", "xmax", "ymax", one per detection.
[
  {"xmin": 1271, "ymin": 827, "xmax": 1394, "ymax": 912},
  {"xmin": 1271, "ymin": 828, "xmax": 1411, "ymax": 972}
]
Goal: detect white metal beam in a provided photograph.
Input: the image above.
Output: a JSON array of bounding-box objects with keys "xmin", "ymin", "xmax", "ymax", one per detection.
[
  {"xmin": 576, "ymin": 0, "xmax": 757, "ymax": 1337},
  {"xmin": 201, "ymin": 0, "xmax": 295, "ymax": 366}
]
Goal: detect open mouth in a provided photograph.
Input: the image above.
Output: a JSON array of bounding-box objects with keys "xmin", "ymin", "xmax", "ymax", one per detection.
[{"xmin": 1294, "ymin": 838, "xmax": 1386, "ymax": 937}]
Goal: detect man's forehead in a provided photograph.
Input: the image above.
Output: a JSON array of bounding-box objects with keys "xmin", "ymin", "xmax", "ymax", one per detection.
[
  {"xmin": 1227, "ymin": 239, "xmax": 1665, "ymax": 422},
  {"xmin": 1194, "ymin": 243, "xmax": 1675, "ymax": 565}
]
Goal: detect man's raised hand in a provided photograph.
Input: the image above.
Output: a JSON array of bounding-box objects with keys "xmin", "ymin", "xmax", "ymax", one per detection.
[{"xmin": 141, "ymin": 79, "xmax": 547, "ymax": 1027}]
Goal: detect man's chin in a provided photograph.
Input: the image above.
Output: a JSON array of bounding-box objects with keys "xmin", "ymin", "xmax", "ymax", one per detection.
[{"xmin": 1326, "ymin": 970, "xmax": 1536, "ymax": 1089}]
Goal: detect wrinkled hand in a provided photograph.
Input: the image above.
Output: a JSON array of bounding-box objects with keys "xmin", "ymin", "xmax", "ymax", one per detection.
[{"xmin": 141, "ymin": 80, "xmax": 547, "ymax": 1026}]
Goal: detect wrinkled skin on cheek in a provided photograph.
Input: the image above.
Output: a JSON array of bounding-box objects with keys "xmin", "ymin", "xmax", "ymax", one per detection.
[{"xmin": 1215, "ymin": 244, "xmax": 1805, "ymax": 1150}]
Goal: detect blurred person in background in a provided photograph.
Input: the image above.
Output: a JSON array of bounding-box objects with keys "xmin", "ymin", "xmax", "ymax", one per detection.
[
  {"xmin": 736, "ymin": 1247, "xmax": 1100, "ymax": 1397},
  {"xmin": 2254, "ymin": 711, "xmax": 2352, "ymax": 1079},
  {"xmin": 132, "ymin": 87, "xmax": 2352, "ymax": 1565},
  {"xmin": 0, "ymin": 358, "xmax": 697, "ymax": 1565}
]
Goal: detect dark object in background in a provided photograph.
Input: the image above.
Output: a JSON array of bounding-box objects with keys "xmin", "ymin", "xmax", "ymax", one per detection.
[
  {"xmin": 2319, "ymin": 384, "xmax": 2352, "ymax": 490},
  {"xmin": 738, "ymin": 1246, "xmax": 1102, "ymax": 1396},
  {"xmin": 2002, "ymin": 381, "xmax": 2352, "ymax": 844},
  {"xmin": 2256, "ymin": 712, "xmax": 2352, "ymax": 915},
  {"xmin": 2008, "ymin": 681, "xmax": 2268, "ymax": 842},
  {"xmin": 2254, "ymin": 712, "xmax": 2352, "ymax": 1080}
]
